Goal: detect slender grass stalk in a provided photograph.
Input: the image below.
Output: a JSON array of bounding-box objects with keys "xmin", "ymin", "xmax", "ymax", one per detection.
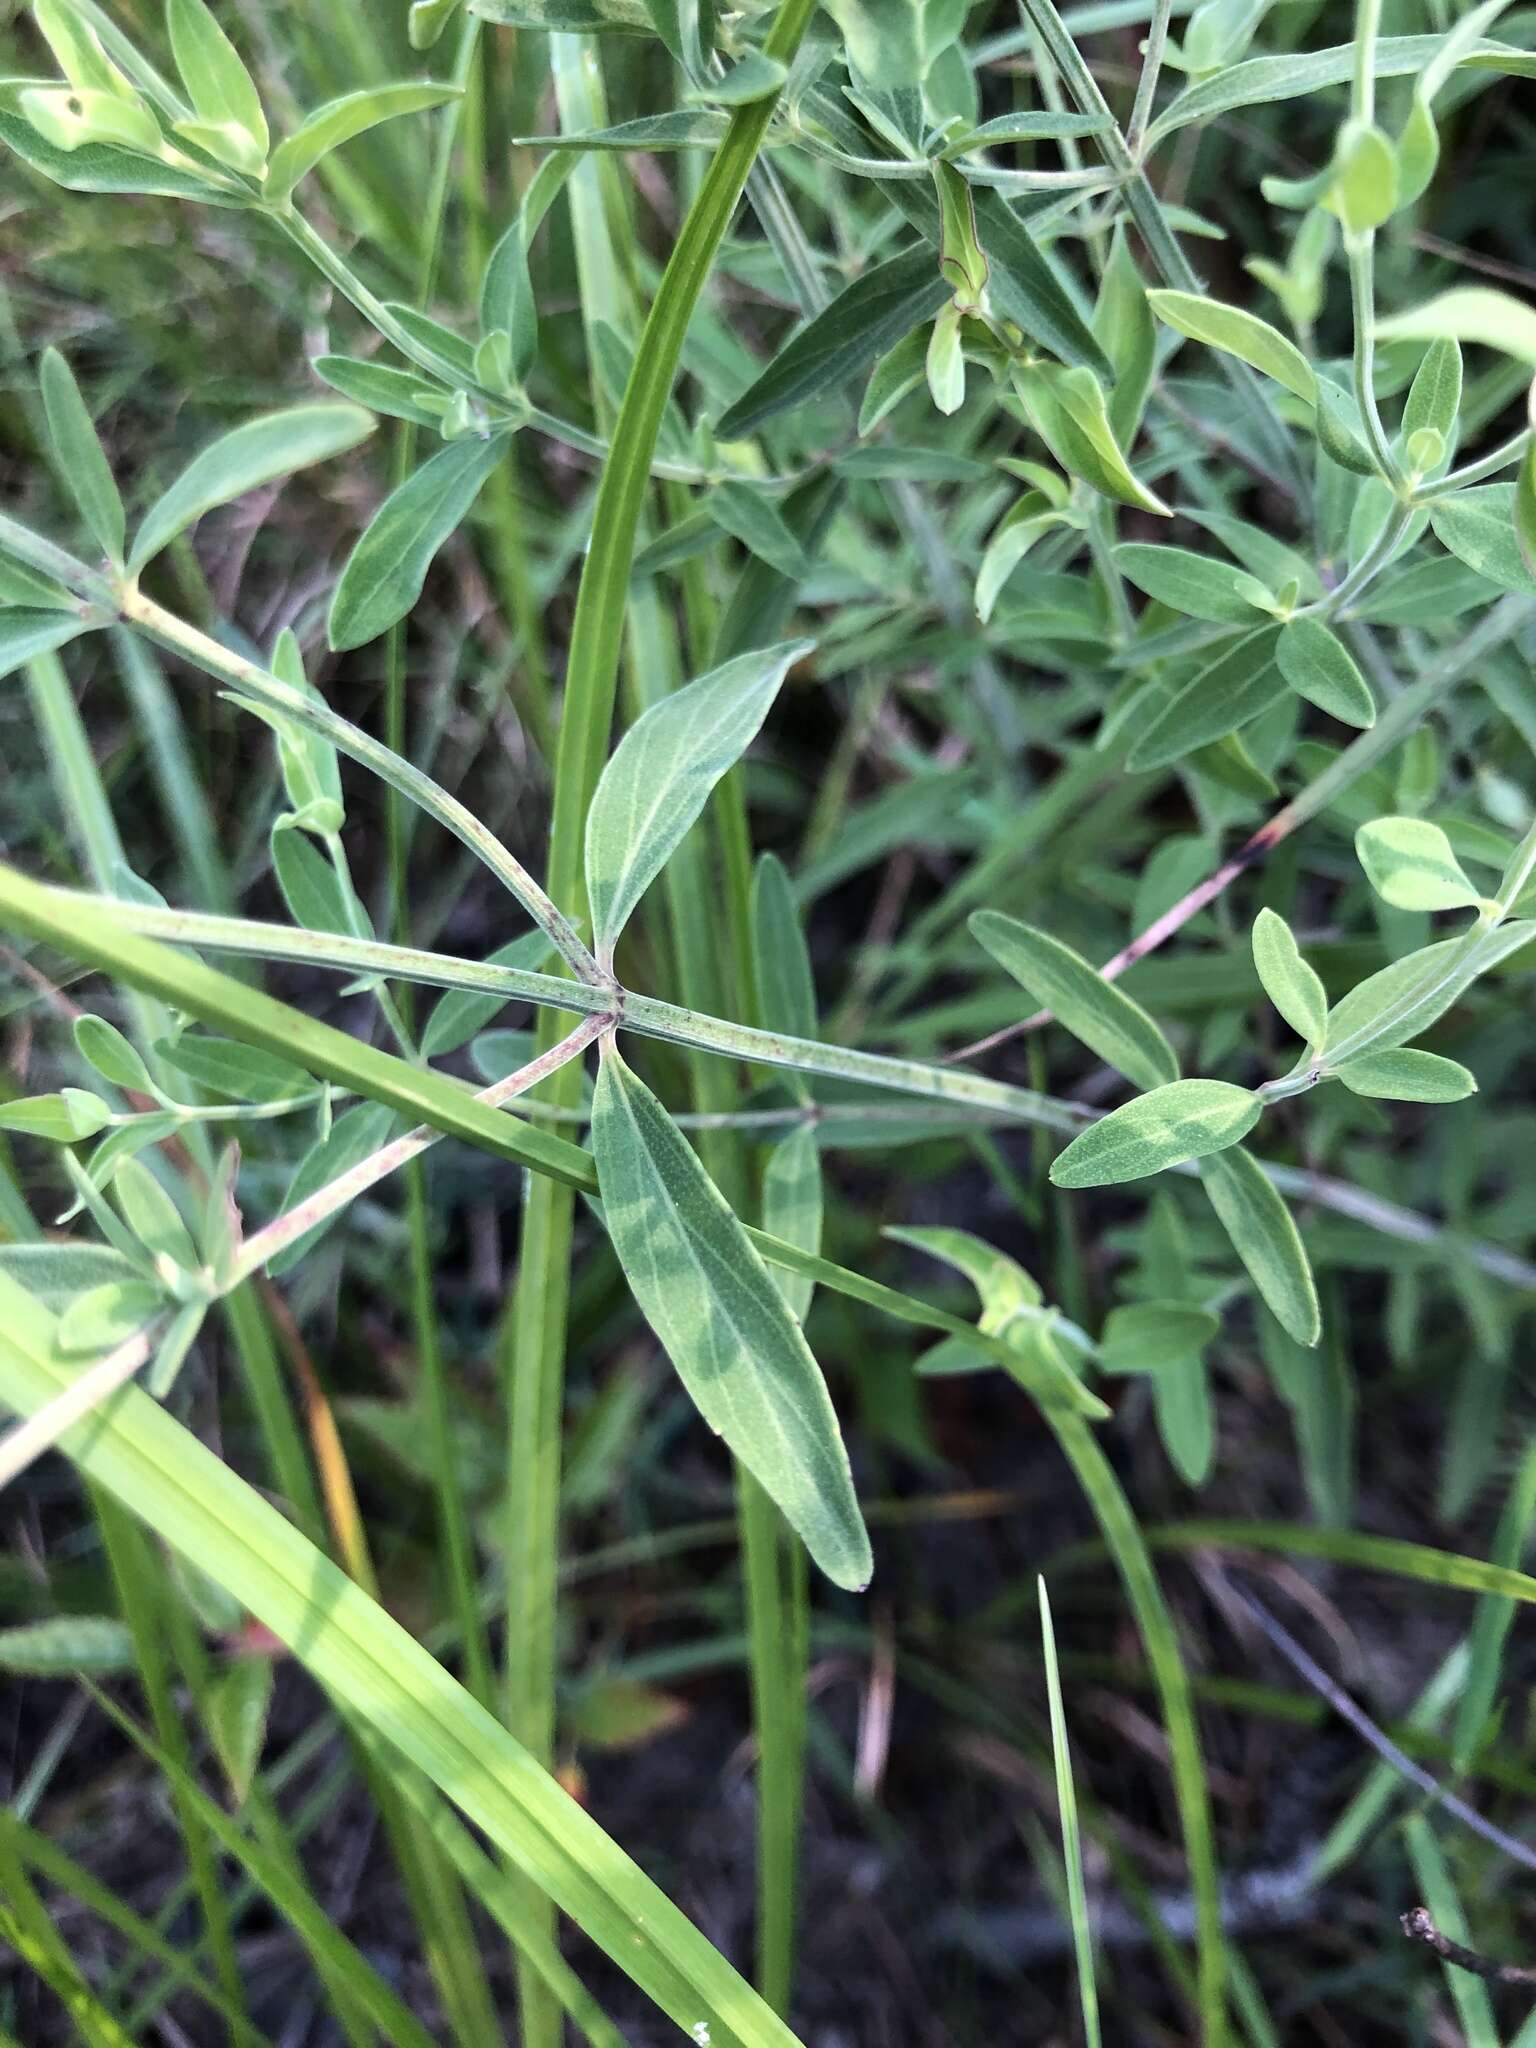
[{"xmin": 493, "ymin": 14, "xmax": 843, "ymax": 2036}]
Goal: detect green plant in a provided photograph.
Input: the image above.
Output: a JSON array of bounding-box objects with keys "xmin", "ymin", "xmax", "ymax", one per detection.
[{"xmin": 2, "ymin": 0, "xmax": 1536, "ymax": 2040}]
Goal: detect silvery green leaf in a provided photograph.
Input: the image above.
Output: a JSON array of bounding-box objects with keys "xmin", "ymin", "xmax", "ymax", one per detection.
[
  {"xmin": 0, "ymin": 1616, "xmax": 136, "ymax": 1675},
  {"xmin": 112, "ymin": 1158, "xmax": 200, "ymax": 1271},
  {"xmin": 970, "ymin": 910, "xmax": 1178, "ymax": 1092},
  {"xmin": 1275, "ymin": 617, "xmax": 1375, "ymax": 729},
  {"xmin": 0, "ymin": 608, "xmax": 91, "ymax": 678},
  {"xmin": 1051, "ymin": 1081, "xmax": 1261, "ymax": 1189},
  {"xmin": 155, "ymin": 1034, "xmax": 311, "ymax": 1102},
  {"xmin": 1116, "ymin": 543, "xmax": 1263, "ymax": 624},
  {"xmin": 591, "ymin": 1049, "xmax": 870, "ymax": 1591},
  {"xmin": 1127, "ymin": 626, "xmax": 1283, "ymax": 772},
  {"xmin": 74, "ymin": 1015, "xmax": 153, "ymax": 1095},
  {"xmin": 168, "ymin": 0, "xmax": 267, "ymax": 159},
  {"xmin": 39, "ymin": 347, "xmax": 124, "ymax": 564},
  {"xmin": 328, "ymin": 433, "xmax": 509, "ymax": 650},
  {"xmin": 762, "ymin": 1124, "xmax": 822, "ymax": 1324},
  {"xmin": 0, "ymin": 1091, "xmax": 112, "ymax": 1142},
  {"xmin": 1355, "ymin": 816, "xmax": 1481, "ymax": 912},
  {"xmin": 1200, "ymin": 1146, "xmax": 1320, "ymax": 1346},
  {"xmin": 421, "ymin": 932, "xmax": 552, "ymax": 1058},
  {"xmin": 265, "ymin": 84, "xmax": 459, "ymax": 201},
  {"xmin": 1250, "ymin": 907, "xmax": 1327, "ymax": 1047},
  {"xmin": 268, "ymin": 1102, "xmax": 397, "ymax": 1276},
  {"xmin": 1334, "ymin": 1048, "xmax": 1476, "ymax": 1102},
  {"xmin": 132, "ymin": 404, "xmax": 374, "ymax": 571},
  {"xmin": 1430, "ymin": 486, "xmax": 1536, "ymax": 595},
  {"xmin": 585, "ymin": 640, "xmax": 810, "ymax": 961},
  {"xmin": 1147, "ymin": 288, "xmax": 1317, "ymax": 403},
  {"xmin": 57, "ymin": 1278, "xmax": 166, "ymax": 1356}
]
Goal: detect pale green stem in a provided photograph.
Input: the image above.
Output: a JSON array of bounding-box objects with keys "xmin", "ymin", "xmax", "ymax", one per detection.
[
  {"xmin": 1416, "ymin": 426, "xmax": 1532, "ymax": 499},
  {"xmin": 1347, "ymin": 237, "xmax": 1406, "ymax": 492},
  {"xmin": 112, "ymin": 582, "xmax": 604, "ymax": 985},
  {"xmin": 1126, "ymin": 0, "xmax": 1174, "ymax": 154}
]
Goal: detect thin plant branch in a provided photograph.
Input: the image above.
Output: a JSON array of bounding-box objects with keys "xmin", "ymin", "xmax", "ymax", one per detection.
[{"xmin": 1401, "ymin": 1906, "xmax": 1536, "ymax": 1991}]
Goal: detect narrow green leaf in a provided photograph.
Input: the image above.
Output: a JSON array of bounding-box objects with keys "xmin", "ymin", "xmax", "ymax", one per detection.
[
  {"xmin": 312, "ymin": 354, "xmax": 445, "ymax": 428},
  {"xmin": 0, "ymin": 1091, "xmax": 112, "ymax": 1142},
  {"xmin": 591, "ymin": 1050, "xmax": 871, "ymax": 1591},
  {"xmin": 469, "ymin": 0, "xmax": 654, "ymax": 31},
  {"xmin": 73, "ymin": 1015, "xmax": 153, "ymax": 1094},
  {"xmin": 265, "ymin": 84, "xmax": 460, "ymax": 201},
  {"xmin": 1099, "ymin": 1302, "xmax": 1219, "ymax": 1374},
  {"xmin": 585, "ymin": 640, "xmax": 809, "ymax": 960},
  {"xmin": 421, "ymin": 932, "xmax": 552, "ymax": 1058},
  {"xmin": 1431, "ymin": 485, "xmax": 1536, "ymax": 595},
  {"xmin": 480, "ymin": 216, "xmax": 539, "ymax": 382},
  {"xmin": 1355, "ymin": 815, "xmax": 1481, "ymax": 911},
  {"xmin": 926, "ymin": 301, "xmax": 966, "ymax": 416},
  {"xmin": 1127, "ymin": 626, "xmax": 1283, "ymax": 772},
  {"xmin": 0, "ymin": 109, "xmax": 226, "ymax": 201},
  {"xmin": 970, "ymin": 910, "xmax": 1177, "ymax": 1092},
  {"xmin": 1401, "ymin": 337, "xmax": 1463, "ymax": 444},
  {"xmin": 1275, "ymin": 616, "xmax": 1374, "ymax": 728},
  {"xmin": 716, "ymin": 248, "xmax": 950, "ymax": 439},
  {"xmin": 155, "ymin": 1033, "xmax": 311, "ymax": 1102},
  {"xmin": 1333, "ymin": 1048, "xmax": 1476, "ymax": 1102},
  {"xmin": 752, "ymin": 853, "xmax": 817, "ymax": 1046},
  {"xmin": 1051, "ymin": 1081, "xmax": 1261, "ymax": 1190},
  {"xmin": 1014, "ymin": 362, "xmax": 1168, "ymax": 515},
  {"xmin": 131, "ymin": 404, "xmax": 374, "ymax": 571},
  {"xmin": 1200, "ymin": 1145, "xmax": 1321, "ymax": 1347},
  {"xmin": 515, "ymin": 111, "xmax": 726, "ymax": 151},
  {"xmin": 1116, "ymin": 543, "xmax": 1263, "ymax": 625},
  {"xmin": 167, "ymin": 0, "xmax": 268, "ymax": 158},
  {"xmin": 1379, "ymin": 286, "xmax": 1536, "ymax": 368},
  {"xmin": 270, "ymin": 828, "xmax": 370, "ymax": 937},
  {"xmin": 762, "ymin": 1125, "xmax": 822, "ymax": 1323},
  {"xmin": 1038, "ymin": 1579, "xmax": 1102, "ymax": 2048},
  {"xmin": 1322, "ymin": 923, "xmax": 1535, "ymax": 1058},
  {"xmin": 945, "ymin": 111, "xmax": 1107, "ymax": 149},
  {"xmin": 268, "ymin": 1101, "xmax": 397, "ymax": 1276},
  {"xmin": 39, "ymin": 348, "xmax": 125, "ymax": 564},
  {"xmin": 1250, "ymin": 907, "xmax": 1326, "ymax": 1047},
  {"xmin": 328, "ymin": 433, "xmax": 508, "ymax": 650},
  {"xmin": 708, "ymin": 483, "xmax": 807, "ymax": 580},
  {"xmin": 112, "ymin": 1158, "xmax": 199, "ymax": 1270},
  {"xmin": 1147, "ymin": 288, "xmax": 1317, "ymax": 404},
  {"xmin": 1518, "ymin": 438, "xmax": 1536, "ymax": 580},
  {"xmin": 0, "ymin": 1616, "xmax": 136, "ymax": 1675},
  {"xmin": 0, "ymin": 608, "xmax": 91, "ymax": 677},
  {"xmin": 57, "ymin": 1278, "xmax": 165, "ymax": 1356},
  {"xmin": 206, "ymin": 1655, "xmax": 273, "ymax": 1804}
]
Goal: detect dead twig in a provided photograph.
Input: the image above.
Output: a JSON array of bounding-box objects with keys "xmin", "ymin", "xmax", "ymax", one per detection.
[{"xmin": 1401, "ymin": 1906, "xmax": 1536, "ymax": 1993}]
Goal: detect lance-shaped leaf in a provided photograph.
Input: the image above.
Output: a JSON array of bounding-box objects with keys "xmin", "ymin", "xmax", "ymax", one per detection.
[
  {"xmin": 716, "ymin": 248, "xmax": 950, "ymax": 439},
  {"xmin": 131, "ymin": 404, "xmax": 374, "ymax": 571},
  {"xmin": 0, "ymin": 609, "xmax": 91, "ymax": 677},
  {"xmin": 970, "ymin": 910, "xmax": 1178, "ymax": 1092},
  {"xmin": 39, "ymin": 348, "xmax": 124, "ymax": 565},
  {"xmin": 1128, "ymin": 627, "xmax": 1284, "ymax": 772},
  {"xmin": 1276, "ymin": 617, "xmax": 1375, "ymax": 729},
  {"xmin": 591, "ymin": 1050, "xmax": 871, "ymax": 1590},
  {"xmin": 1147, "ymin": 289, "xmax": 1317, "ymax": 404},
  {"xmin": 328, "ymin": 433, "xmax": 509, "ymax": 650},
  {"xmin": 1355, "ymin": 816, "xmax": 1482, "ymax": 912},
  {"xmin": 1200, "ymin": 1145, "xmax": 1320, "ymax": 1346},
  {"xmin": 1051, "ymin": 1080, "xmax": 1261, "ymax": 1189},
  {"xmin": 1333, "ymin": 1048, "xmax": 1476, "ymax": 1102},
  {"xmin": 265, "ymin": 84, "xmax": 461, "ymax": 202},
  {"xmin": 585, "ymin": 640, "xmax": 809, "ymax": 961},
  {"xmin": 1116, "ymin": 543, "xmax": 1263, "ymax": 624},
  {"xmin": 167, "ymin": 0, "xmax": 268, "ymax": 160},
  {"xmin": 1251, "ymin": 907, "xmax": 1326, "ymax": 1047},
  {"xmin": 763, "ymin": 1124, "xmax": 822, "ymax": 1323},
  {"xmin": 469, "ymin": 0, "xmax": 653, "ymax": 29},
  {"xmin": 1430, "ymin": 485, "xmax": 1536, "ymax": 595}
]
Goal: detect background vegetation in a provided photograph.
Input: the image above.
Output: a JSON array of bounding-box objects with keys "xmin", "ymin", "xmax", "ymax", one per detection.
[{"xmin": 1, "ymin": 0, "xmax": 1536, "ymax": 2042}]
